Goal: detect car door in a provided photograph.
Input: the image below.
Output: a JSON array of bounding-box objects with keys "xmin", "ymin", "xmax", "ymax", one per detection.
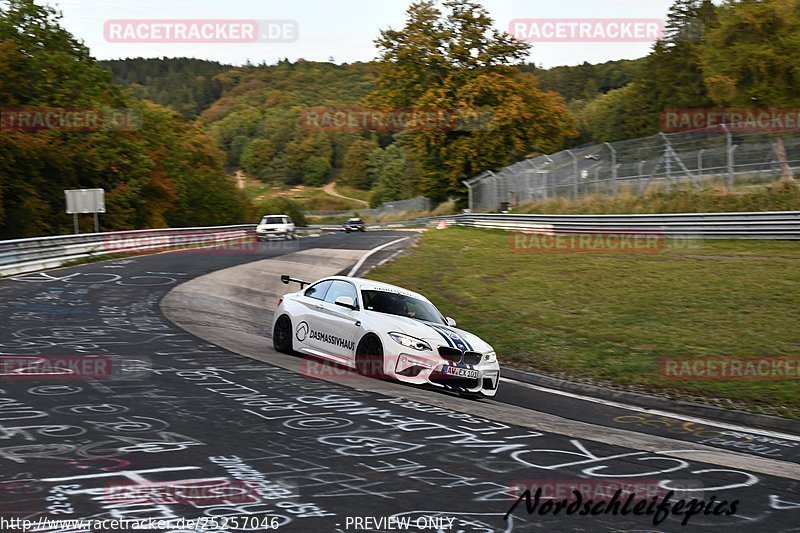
[
  {"xmin": 314, "ymin": 280, "xmax": 361, "ymax": 364},
  {"xmin": 294, "ymin": 279, "xmax": 334, "ymax": 355}
]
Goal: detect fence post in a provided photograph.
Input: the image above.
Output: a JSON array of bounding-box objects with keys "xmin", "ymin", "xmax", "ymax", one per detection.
[
  {"xmin": 543, "ymin": 155, "xmax": 553, "ymax": 199},
  {"xmin": 661, "ymin": 134, "xmax": 672, "ymax": 192},
  {"xmin": 638, "ymin": 160, "xmax": 646, "ymax": 195},
  {"xmin": 462, "ymin": 180, "xmax": 474, "ymax": 212},
  {"xmin": 605, "ymin": 142, "xmax": 617, "ymax": 183},
  {"xmin": 697, "ymin": 149, "xmax": 705, "ymax": 175},
  {"xmin": 722, "ymin": 124, "xmax": 734, "ymax": 190},
  {"xmin": 594, "ymin": 168, "xmax": 600, "ymax": 194},
  {"xmin": 567, "ymin": 149, "xmax": 578, "ymax": 200}
]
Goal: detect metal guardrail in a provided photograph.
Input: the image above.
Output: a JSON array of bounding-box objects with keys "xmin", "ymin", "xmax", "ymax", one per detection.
[
  {"xmin": 412, "ymin": 211, "xmax": 800, "ymax": 240},
  {"xmin": 0, "ymin": 224, "xmax": 343, "ymax": 277},
  {"xmin": 0, "ymin": 211, "xmax": 797, "ymax": 277}
]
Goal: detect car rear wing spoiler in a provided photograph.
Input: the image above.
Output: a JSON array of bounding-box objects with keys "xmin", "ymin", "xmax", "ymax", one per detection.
[{"xmin": 281, "ymin": 275, "xmax": 310, "ymax": 289}]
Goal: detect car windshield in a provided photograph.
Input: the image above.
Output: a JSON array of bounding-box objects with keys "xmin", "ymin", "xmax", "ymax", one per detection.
[
  {"xmin": 347, "ymin": 219, "xmax": 362, "ymax": 223},
  {"xmin": 361, "ymin": 289, "xmax": 445, "ymax": 324},
  {"xmin": 261, "ymin": 217, "xmax": 284, "ymax": 225}
]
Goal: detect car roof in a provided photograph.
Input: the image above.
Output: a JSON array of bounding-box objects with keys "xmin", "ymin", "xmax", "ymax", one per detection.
[
  {"xmin": 262, "ymin": 214, "xmax": 289, "ymax": 218},
  {"xmin": 317, "ymin": 276, "xmax": 429, "ymax": 301}
]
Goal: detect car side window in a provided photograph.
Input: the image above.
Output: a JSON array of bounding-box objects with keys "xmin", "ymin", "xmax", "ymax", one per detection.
[
  {"xmin": 324, "ymin": 281, "xmax": 358, "ymax": 307},
  {"xmin": 286, "ymin": 217, "xmax": 292, "ymax": 224},
  {"xmin": 305, "ymin": 280, "xmax": 333, "ymax": 301}
]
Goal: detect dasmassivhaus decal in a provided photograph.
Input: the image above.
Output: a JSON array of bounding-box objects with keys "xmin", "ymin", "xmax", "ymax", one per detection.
[{"xmin": 296, "ymin": 322, "xmax": 355, "ymax": 351}]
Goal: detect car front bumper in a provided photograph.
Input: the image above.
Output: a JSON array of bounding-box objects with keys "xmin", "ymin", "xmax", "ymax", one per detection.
[{"xmin": 392, "ymin": 352, "xmax": 500, "ymax": 397}]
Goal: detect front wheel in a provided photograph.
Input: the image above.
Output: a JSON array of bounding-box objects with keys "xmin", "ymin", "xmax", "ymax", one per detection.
[
  {"xmin": 273, "ymin": 314, "xmax": 293, "ymax": 354},
  {"xmin": 355, "ymin": 335, "xmax": 385, "ymax": 379}
]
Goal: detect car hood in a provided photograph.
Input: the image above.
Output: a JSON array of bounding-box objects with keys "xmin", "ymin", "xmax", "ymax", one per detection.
[{"xmin": 366, "ymin": 312, "xmax": 492, "ymax": 353}]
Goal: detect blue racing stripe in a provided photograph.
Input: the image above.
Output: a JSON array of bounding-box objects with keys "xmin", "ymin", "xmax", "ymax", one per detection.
[
  {"xmin": 428, "ymin": 323, "xmax": 472, "ymax": 352},
  {"xmin": 424, "ymin": 322, "xmax": 454, "ymax": 347}
]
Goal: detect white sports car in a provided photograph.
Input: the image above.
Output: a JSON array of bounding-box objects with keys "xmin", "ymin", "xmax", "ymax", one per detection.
[{"xmin": 271, "ymin": 275, "xmax": 500, "ymax": 397}]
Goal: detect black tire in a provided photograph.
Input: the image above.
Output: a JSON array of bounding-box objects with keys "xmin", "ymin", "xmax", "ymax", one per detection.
[
  {"xmin": 355, "ymin": 334, "xmax": 385, "ymax": 378},
  {"xmin": 273, "ymin": 314, "xmax": 293, "ymax": 354}
]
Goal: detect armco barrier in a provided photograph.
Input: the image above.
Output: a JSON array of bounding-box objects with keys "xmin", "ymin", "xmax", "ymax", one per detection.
[
  {"xmin": 0, "ymin": 211, "xmax": 798, "ymax": 277},
  {"xmin": 414, "ymin": 211, "xmax": 800, "ymax": 239},
  {"xmin": 0, "ymin": 224, "xmax": 342, "ymax": 277}
]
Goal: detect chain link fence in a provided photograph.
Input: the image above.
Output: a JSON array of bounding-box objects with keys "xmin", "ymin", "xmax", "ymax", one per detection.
[
  {"xmin": 307, "ymin": 196, "xmax": 430, "ymax": 218},
  {"xmin": 464, "ymin": 130, "xmax": 800, "ymax": 212}
]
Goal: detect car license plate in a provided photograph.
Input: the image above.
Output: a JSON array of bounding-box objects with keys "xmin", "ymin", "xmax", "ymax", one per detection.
[{"xmin": 445, "ymin": 366, "xmax": 479, "ymax": 379}]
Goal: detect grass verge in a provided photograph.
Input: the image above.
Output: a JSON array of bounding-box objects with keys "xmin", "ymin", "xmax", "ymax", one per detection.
[
  {"xmin": 368, "ymin": 227, "xmax": 800, "ymax": 419},
  {"xmin": 514, "ymin": 180, "xmax": 800, "ymax": 215}
]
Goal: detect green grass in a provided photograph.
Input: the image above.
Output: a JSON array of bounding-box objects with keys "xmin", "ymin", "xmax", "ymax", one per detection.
[
  {"xmin": 243, "ymin": 178, "xmax": 365, "ymax": 213},
  {"xmin": 334, "ymin": 184, "xmax": 373, "ymax": 204},
  {"xmin": 369, "ymin": 227, "xmax": 800, "ymax": 418},
  {"xmin": 514, "ymin": 180, "xmax": 800, "ymax": 215}
]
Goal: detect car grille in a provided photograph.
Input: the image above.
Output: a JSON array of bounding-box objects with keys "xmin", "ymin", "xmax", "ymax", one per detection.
[
  {"xmin": 437, "ymin": 346, "xmax": 483, "ymax": 365},
  {"xmin": 437, "ymin": 346, "xmax": 462, "ymax": 363},
  {"xmin": 462, "ymin": 352, "xmax": 483, "ymax": 365}
]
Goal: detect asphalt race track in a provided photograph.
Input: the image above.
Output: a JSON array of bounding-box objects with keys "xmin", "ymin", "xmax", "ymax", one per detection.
[{"xmin": 0, "ymin": 230, "xmax": 799, "ymax": 533}]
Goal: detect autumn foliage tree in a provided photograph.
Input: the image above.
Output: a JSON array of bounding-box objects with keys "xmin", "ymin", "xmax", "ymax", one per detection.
[
  {"xmin": 0, "ymin": 0, "xmax": 247, "ymax": 238},
  {"xmin": 369, "ymin": 0, "xmax": 577, "ymax": 202}
]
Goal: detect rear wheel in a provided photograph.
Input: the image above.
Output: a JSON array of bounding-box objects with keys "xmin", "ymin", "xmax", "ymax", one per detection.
[
  {"xmin": 273, "ymin": 315, "xmax": 293, "ymax": 354},
  {"xmin": 355, "ymin": 335, "xmax": 385, "ymax": 378}
]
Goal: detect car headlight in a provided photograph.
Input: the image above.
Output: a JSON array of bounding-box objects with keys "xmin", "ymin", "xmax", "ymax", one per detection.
[
  {"xmin": 483, "ymin": 351, "xmax": 497, "ymax": 363},
  {"xmin": 389, "ymin": 332, "xmax": 432, "ymax": 352}
]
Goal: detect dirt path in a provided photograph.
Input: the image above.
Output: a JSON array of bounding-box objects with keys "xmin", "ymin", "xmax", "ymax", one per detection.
[
  {"xmin": 323, "ymin": 181, "xmax": 370, "ymax": 208},
  {"xmin": 234, "ymin": 169, "xmax": 246, "ymax": 190}
]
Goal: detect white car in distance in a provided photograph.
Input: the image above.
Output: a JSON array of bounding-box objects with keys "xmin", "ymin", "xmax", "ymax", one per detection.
[{"xmin": 256, "ymin": 215, "xmax": 296, "ymax": 241}]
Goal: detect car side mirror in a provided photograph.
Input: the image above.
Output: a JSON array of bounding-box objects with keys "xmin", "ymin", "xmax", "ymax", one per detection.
[
  {"xmin": 445, "ymin": 317, "xmax": 457, "ymax": 327},
  {"xmin": 334, "ymin": 296, "xmax": 357, "ymax": 310}
]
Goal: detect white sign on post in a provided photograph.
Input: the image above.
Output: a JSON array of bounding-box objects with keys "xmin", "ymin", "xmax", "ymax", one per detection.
[
  {"xmin": 65, "ymin": 189, "xmax": 105, "ymax": 214},
  {"xmin": 65, "ymin": 189, "xmax": 105, "ymax": 233}
]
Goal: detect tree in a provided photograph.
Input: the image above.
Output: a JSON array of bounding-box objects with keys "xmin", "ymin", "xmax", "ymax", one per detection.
[
  {"xmin": 702, "ymin": 0, "xmax": 800, "ymax": 181},
  {"xmin": 703, "ymin": 0, "xmax": 799, "ymax": 107},
  {"xmin": 282, "ymin": 134, "xmax": 333, "ymax": 185},
  {"xmin": 581, "ymin": 83, "xmax": 654, "ymax": 141},
  {"xmin": 368, "ymin": 145, "xmax": 413, "ymax": 206},
  {"xmin": 369, "ymin": 0, "xmax": 577, "ymax": 202},
  {"xmin": 241, "ymin": 138, "xmax": 277, "ymax": 180},
  {"xmin": 0, "ymin": 0, "xmax": 248, "ymax": 237},
  {"xmin": 341, "ymin": 138, "xmax": 380, "ymax": 189},
  {"xmin": 303, "ymin": 156, "xmax": 333, "ymax": 186}
]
